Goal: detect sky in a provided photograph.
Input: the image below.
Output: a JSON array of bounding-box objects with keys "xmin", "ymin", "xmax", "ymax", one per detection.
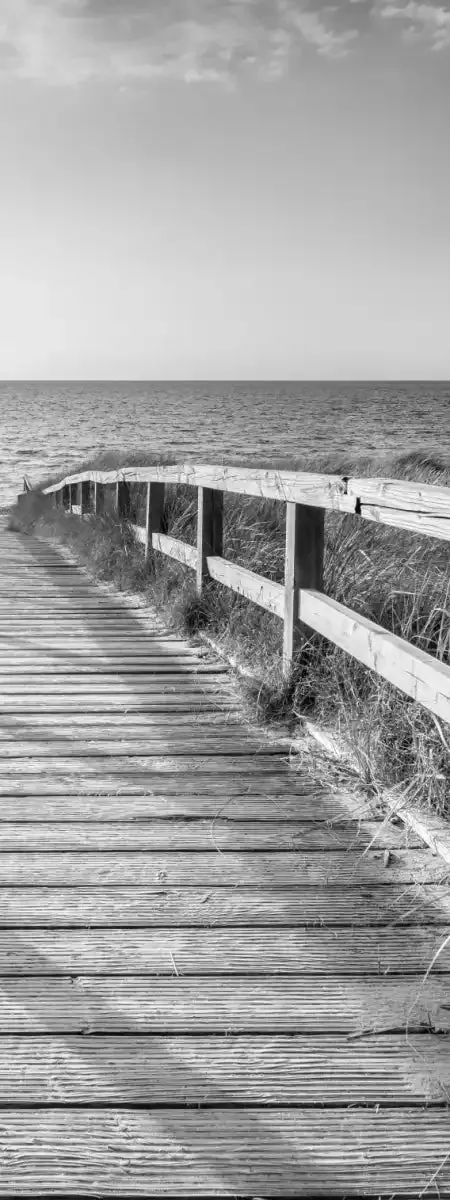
[{"xmin": 0, "ymin": 0, "xmax": 449, "ymax": 380}]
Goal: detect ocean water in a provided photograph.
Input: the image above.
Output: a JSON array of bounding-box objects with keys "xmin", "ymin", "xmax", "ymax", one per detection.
[{"xmin": 0, "ymin": 380, "xmax": 449, "ymax": 507}]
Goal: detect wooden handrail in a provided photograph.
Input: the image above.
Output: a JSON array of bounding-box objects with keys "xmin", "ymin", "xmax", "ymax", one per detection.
[{"xmin": 33, "ymin": 462, "xmax": 450, "ymax": 719}]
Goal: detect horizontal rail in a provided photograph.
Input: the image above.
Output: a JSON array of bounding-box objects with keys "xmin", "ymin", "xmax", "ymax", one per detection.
[
  {"xmin": 24, "ymin": 461, "xmax": 450, "ymax": 721},
  {"xmin": 152, "ymin": 532, "xmax": 197, "ymax": 570},
  {"xmin": 299, "ymin": 592, "xmax": 450, "ymax": 726},
  {"xmin": 207, "ymin": 557, "xmax": 285, "ymax": 618},
  {"xmin": 42, "ymin": 462, "xmax": 450, "ymax": 537}
]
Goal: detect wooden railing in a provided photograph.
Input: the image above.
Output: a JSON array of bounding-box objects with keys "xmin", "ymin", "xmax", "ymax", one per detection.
[{"xmin": 22, "ymin": 462, "xmax": 450, "ymax": 723}]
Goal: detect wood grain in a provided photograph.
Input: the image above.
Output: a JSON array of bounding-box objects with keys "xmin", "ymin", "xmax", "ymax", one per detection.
[
  {"xmin": 299, "ymin": 590, "xmax": 450, "ymax": 724},
  {"xmin": 0, "ymin": 926, "xmax": 448, "ymax": 974},
  {"xmin": 0, "ymin": 818, "xmax": 419, "ymax": 850},
  {"xmin": 1, "ymin": 975, "xmax": 449, "ymax": 1033},
  {"xmin": 0, "ymin": 1033, "xmax": 448, "ymax": 1104},
  {"xmin": 1, "ymin": 1107, "xmax": 450, "ymax": 1193},
  {"xmin": 0, "ymin": 849, "xmax": 442, "ymax": 884},
  {"xmin": 0, "ymin": 883, "xmax": 448, "ymax": 927}
]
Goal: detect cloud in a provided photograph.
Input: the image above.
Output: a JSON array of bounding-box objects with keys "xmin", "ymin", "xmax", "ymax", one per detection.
[
  {"xmin": 378, "ymin": 1, "xmax": 450, "ymax": 48},
  {"xmin": 0, "ymin": 0, "xmax": 360, "ymax": 86},
  {"xmin": 283, "ymin": 5, "xmax": 359, "ymax": 56}
]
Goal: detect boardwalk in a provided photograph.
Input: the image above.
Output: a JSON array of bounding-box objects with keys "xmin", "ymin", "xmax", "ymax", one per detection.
[{"xmin": 0, "ymin": 516, "xmax": 450, "ymax": 1196}]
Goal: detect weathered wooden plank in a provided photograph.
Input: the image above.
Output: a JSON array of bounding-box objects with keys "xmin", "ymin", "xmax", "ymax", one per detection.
[
  {"xmin": 0, "ymin": 884, "xmax": 448, "ymax": 927},
  {"xmin": 0, "ymin": 704, "xmax": 239, "ymax": 719},
  {"xmin": 0, "ymin": 849, "xmax": 442, "ymax": 883},
  {"xmin": 1, "ymin": 975, "xmax": 449, "ymax": 1032},
  {"xmin": 0, "ymin": 677, "xmax": 230, "ymax": 691},
  {"xmin": 347, "ymin": 474, "xmax": 450, "ymax": 519},
  {"xmin": 152, "ymin": 531, "xmax": 197, "ymax": 570},
  {"xmin": 0, "ymin": 625, "xmax": 179, "ymax": 635},
  {"xmin": 45, "ymin": 461, "xmax": 450, "ymax": 521},
  {"xmin": 0, "ymin": 733, "xmax": 275, "ymax": 753},
  {"xmin": 0, "ymin": 774, "xmax": 317, "ymax": 794},
  {"xmin": 0, "ymin": 735, "xmax": 286, "ymax": 756},
  {"xmin": 360, "ymin": 502, "xmax": 450, "ymax": 541},
  {"xmin": 45, "ymin": 461, "xmax": 352, "ymax": 509},
  {"xmin": 207, "ymin": 555, "xmax": 285, "ymax": 617},
  {"xmin": 0, "ymin": 818, "xmax": 418, "ymax": 851},
  {"xmin": 0, "ymin": 1033, "xmax": 449, "ymax": 1104},
  {"xmin": 0, "ymin": 663, "xmax": 227, "ymax": 678},
  {"xmin": 0, "ymin": 791, "xmax": 376, "ymax": 821},
  {"xmin": 0, "ymin": 641, "xmax": 192, "ymax": 652},
  {"xmin": 0, "ymin": 755, "xmax": 296, "ymax": 774},
  {"xmin": 299, "ymin": 590, "xmax": 450, "ymax": 725},
  {"xmin": 0, "ymin": 712, "xmax": 246, "ymax": 731},
  {"xmin": 0, "ymin": 926, "xmax": 447, "ymax": 974},
  {"xmin": 2, "ymin": 1107, "xmax": 450, "ymax": 1193}
]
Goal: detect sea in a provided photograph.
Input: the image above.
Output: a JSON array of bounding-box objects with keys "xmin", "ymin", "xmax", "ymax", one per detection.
[{"xmin": 0, "ymin": 380, "xmax": 449, "ymax": 508}]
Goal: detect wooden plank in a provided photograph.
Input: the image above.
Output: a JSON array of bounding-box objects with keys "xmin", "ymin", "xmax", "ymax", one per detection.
[
  {"xmin": 0, "ymin": 774, "xmax": 312, "ymax": 794},
  {"xmin": 347, "ymin": 474, "xmax": 450, "ymax": 519},
  {"xmin": 0, "ymin": 682, "xmax": 231, "ymax": 697},
  {"xmin": 152, "ymin": 531, "xmax": 197, "ymax": 570},
  {"xmin": 0, "ymin": 627, "xmax": 179, "ymax": 636},
  {"xmin": 0, "ymin": 849, "xmax": 441, "ymax": 884},
  {"xmin": 0, "ymin": 755, "xmax": 292, "ymax": 773},
  {"xmin": 361, "ymin": 502, "xmax": 450, "ymax": 541},
  {"xmin": 0, "ymin": 884, "xmax": 448, "ymax": 927},
  {"xmin": 0, "ymin": 703, "xmax": 239, "ymax": 717},
  {"xmin": 0, "ymin": 1033, "xmax": 449, "ymax": 1104},
  {"xmin": 207, "ymin": 555, "xmax": 284, "ymax": 617},
  {"xmin": 0, "ymin": 818, "xmax": 418, "ymax": 851},
  {"xmin": 0, "ymin": 663, "xmax": 224, "ymax": 677},
  {"xmin": 45, "ymin": 462, "xmax": 352, "ymax": 510},
  {"xmin": 0, "ymin": 740, "xmax": 284, "ymax": 759},
  {"xmin": 283, "ymin": 502, "xmax": 324, "ymax": 676},
  {"xmin": 0, "ymin": 792, "xmax": 369, "ymax": 820},
  {"xmin": 0, "ymin": 635, "xmax": 196, "ymax": 648},
  {"xmin": 1, "ymin": 1107, "xmax": 450, "ymax": 1193},
  {"xmin": 1, "ymin": 975, "xmax": 449, "ymax": 1033},
  {"xmin": 0, "ymin": 791, "xmax": 360, "ymax": 821},
  {"xmin": 0, "ymin": 705, "xmax": 243, "ymax": 724},
  {"xmin": 0, "ymin": 926, "xmax": 448, "ymax": 975},
  {"xmin": 0, "ymin": 712, "xmax": 244, "ymax": 731},
  {"xmin": 0, "ymin": 737, "xmax": 278, "ymax": 755},
  {"xmin": 299, "ymin": 590, "xmax": 450, "ymax": 725},
  {"xmin": 45, "ymin": 462, "xmax": 450, "ymax": 524}
]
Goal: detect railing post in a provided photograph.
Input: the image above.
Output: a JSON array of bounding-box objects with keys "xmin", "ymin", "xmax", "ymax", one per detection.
[
  {"xmin": 145, "ymin": 482, "xmax": 165, "ymax": 560},
  {"xmin": 69, "ymin": 483, "xmax": 77, "ymax": 513},
  {"xmin": 283, "ymin": 503, "xmax": 324, "ymax": 679},
  {"xmin": 116, "ymin": 480, "xmax": 131, "ymax": 519},
  {"xmin": 80, "ymin": 481, "xmax": 90, "ymax": 517},
  {"xmin": 94, "ymin": 481, "xmax": 103, "ymax": 516},
  {"xmin": 197, "ymin": 487, "xmax": 223, "ymax": 597}
]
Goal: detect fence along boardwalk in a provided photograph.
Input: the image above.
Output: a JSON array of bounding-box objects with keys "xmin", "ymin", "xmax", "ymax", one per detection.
[{"xmin": 1, "ymin": 515, "xmax": 450, "ymax": 1196}]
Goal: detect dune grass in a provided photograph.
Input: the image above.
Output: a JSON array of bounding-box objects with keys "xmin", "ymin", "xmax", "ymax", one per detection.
[{"xmin": 9, "ymin": 447, "xmax": 450, "ymax": 817}]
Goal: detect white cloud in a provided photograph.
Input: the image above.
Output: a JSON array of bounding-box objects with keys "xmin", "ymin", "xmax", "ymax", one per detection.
[
  {"xmin": 378, "ymin": 1, "xmax": 450, "ymax": 48},
  {"xmin": 286, "ymin": 7, "xmax": 359, "ymax": 56},
  {"xmin": 0, "ymin": 0, "xmax": 360, "ymax": 86}
]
